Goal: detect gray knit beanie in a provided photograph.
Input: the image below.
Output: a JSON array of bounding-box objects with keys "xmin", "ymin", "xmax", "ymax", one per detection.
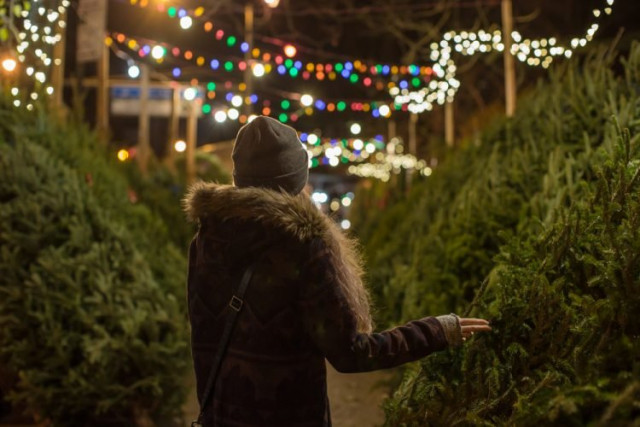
[{"xmin": 232, "ymin": 116, "xmax": 309, "ymax": 195}]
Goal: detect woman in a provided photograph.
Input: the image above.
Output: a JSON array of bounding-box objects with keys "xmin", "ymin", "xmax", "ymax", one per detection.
[{"xmin": 184, "ymin": 116, "xmax": 490, "ymax": 426}]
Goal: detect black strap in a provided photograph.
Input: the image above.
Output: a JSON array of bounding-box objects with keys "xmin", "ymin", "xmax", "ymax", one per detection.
[{"xmin": 192, "ymin": 261, "xmax": 260, "ymax": 427}]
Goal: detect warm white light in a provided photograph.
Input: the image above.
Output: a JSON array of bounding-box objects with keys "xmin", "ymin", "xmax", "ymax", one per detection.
[
  {"xmin": 174, "ymin": 140, "xmax": 187, "ymax": 152},
  {"xmin": 311, "ymin": 191, "xmax": 328, "ymax": 204},
  {"xmin": 284, "ymin": 44, "xmax": 297, "ymax": 58},
  {"xmin": 350, "ymin": 123, "xmax": 361, "ymax": 135},
  {"xmin": 183, "ymin": 87, "xmax": 197, "ymax": 101},
  {"xmin": 353, "ymin": 139, "xmax": 364, "ymax": 150},
  {"xmin": 378, "ymin": 105, "xmax": 391, "ymax": 117},
  {"xmin": 252, "ymin": 63, "xmax": 265, "ymax": 77},
  {"xmin": 214, "ymin": 110, "xmax": 227, "ymax": 123},
  {"xmin": 340, "ymin": 219, "xmax": 351, "ymax": 230},
  {"xmin": 2, "ymin": 58, "xmax": 17, "ymax": 72},
  {"xmin": 341, "ymin": 197, "xmax": 352, "ymax": 207},
  {"xmin": 248, "ymin": 114, "xmax": 258, "ymax": 122},
  {"xmin": 128, "ymin": 64, "xmax": 140, "ymax": 78},
  {"xmin": 117, "ymin": 149, "xmax": 129, "ymax": 161},
  {"xmin": 180, "ymin": 16, "xmax": 193, "ymax": 29},
  {"xmin": 300, "ymin": 94, "xmax": 313, "ymax": 107},
  {"xmin": 227, "ymin": 108, "xmax": 239, "ymax": 120},
  {"xmin": 264, "ymin": 0, "xmax": 280, "ymax": 8},
  {"xmin": 329, "ymin": 157, "xmax": 340, "ymax": 167},
  {"xmin": 231, "ymin": 95, "xmax": 243, "ymax": 107},
  {"xmin": 151, "ymin": 45, "xmax": 165, "ymax": 59},
  {"xmin": 307, "ymin": 134, "xmax": 319, "ymax": 145}
]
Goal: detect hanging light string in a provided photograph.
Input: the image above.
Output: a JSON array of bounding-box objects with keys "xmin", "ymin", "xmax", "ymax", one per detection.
[
  {"xmin": 347, "ymin": 138, "xmax": 433, "ymax": 182},
  {"xmin": 109, "ymin": 32, "xmax": 404, "ymax": 120},
  {"xmin": 396, "ymin": 0, "xmax": 616, "ymax": 113},
  {"xmin": 2, "ymin": 0, "xmax": 69, "ymax": 109},
  {"xmin": 120, "ymin": 0, "xmax": 615, "ymax": 114}
]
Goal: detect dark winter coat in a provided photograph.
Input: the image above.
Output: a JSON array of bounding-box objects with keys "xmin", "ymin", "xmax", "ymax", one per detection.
[{"xmin": 184, "ymin": 183, "xmax": 449, "ymax": 427}]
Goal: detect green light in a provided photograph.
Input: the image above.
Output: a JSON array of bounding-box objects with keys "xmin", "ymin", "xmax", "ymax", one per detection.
[
  {"xmin": 202, "ymin": 104, "xmax": 212, "ymax": 114},
  {"xmin": 167, "ymin": 7, "xmax": 176, "ymax": 17},
  {"xmin": 289, "ymin": 68, "xmax": 299, "ymax": 77},
  {"xmin": 284, "ymin": 59, "xmax": 293, "ymax": 68},
  {"xmin": 412, "ymin": 77, "xmax": 421, "ymax": 87},
  {"xmin": 375, "ymin": 64, "xmax": 382, "ymax": 74},
  {"xmin": 335, "ymin": 63, "xmax": 344, "ymax": 72},
  {"xmin": 224, "ymin": 61, "xmax": 233, "ymax": 71},
  {"xmin": 349, "ymin": 74, "xmax": 358, "ymax": 83},
  {"xmin": 311, "ymin": 158, "xmax": 319, "ymax": 167},
  {"xmin": 207, "ymin": 82, "xmax": 216, "ymax": 91},
  {"xmin": 409, "ymin": 64, "xmax": 417, "ymax": 74},
  {"xmin": 227, "ymin": 36, "xmax": 237, "ymax": 47},
  {"xmin": 394, "ymin": 103, "xmax": 402, "ymax": 110},
  {"xmin": 281, "ymin": 99, "xmax": 290, "ymax": 110},
  {"xmin": 341, "ymin": 156, "xmax": 349, "ymax": 164},
  {"xmin": 278, "ymin": 113, "xmax": 288, "ymax": 123},
  {"xmin": 337, "ymin": 101, "xmax": 346, "ymax": 111}
]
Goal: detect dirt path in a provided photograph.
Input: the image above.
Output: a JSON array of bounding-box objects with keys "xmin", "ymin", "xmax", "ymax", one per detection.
[
  {"xmin": 182, "ymin": 363, "xmax": 395, "ymax": 426},
  {"xmin": 326, "ymin": 363, "xmax": 395, "ymax": 427}
]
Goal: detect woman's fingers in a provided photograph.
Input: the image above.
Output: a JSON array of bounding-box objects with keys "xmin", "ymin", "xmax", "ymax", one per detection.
[
  {"xmin": 459, "ymin": 318, "xmax": 490, "ymax": 326},
  {"xmin": 459, "ymin": 318, "xmax": 492, "ymax": 340}
]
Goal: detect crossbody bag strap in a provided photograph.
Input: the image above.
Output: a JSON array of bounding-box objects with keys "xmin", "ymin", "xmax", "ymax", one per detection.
[{"xmin": 192, "ymin": 260, "xmax": 260, "ymax": 427}]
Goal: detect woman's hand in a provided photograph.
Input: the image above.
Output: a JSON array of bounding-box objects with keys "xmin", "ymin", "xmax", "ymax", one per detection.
[{"xmin": 460, "ymin": 317, "xmax": 491, "ymax": 341}]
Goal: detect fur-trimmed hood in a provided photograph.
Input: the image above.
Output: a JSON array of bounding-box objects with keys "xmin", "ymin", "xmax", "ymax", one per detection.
[
  {"xmin": 184, "ymin": 182, "xmax": 332, "ymax": 243},
  {"xmin": 183, "ymin": 182, "xmax": 373, "ymax": 333}
]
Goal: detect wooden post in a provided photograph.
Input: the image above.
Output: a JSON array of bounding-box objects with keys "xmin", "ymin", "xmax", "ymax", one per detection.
[
  {"xmin": 51, "ymin": 9, "xmax": 67, "ymax": 109},
  {"xmin": 186, "ymin": 99, "xmax": 198, "ymax": 185},
  {"xmin": 137, "ymin": 63, "xmax": 150, "ymax": 174},
  {"xmin": 445, "ymin": 101, "xmax": 455, "ymax": 147},
  {"xmin": 502, "ymin": 0, "xmax": 516, "ymax": 117},
  {"xmin": 388, "ymin": 120, "xmax": 397, "ymax": 141},
  {"xmin": 408, "ymin": 113, "xmax": 418, "ymax": 155},
  {"xmin": 165, "ymin": 85, "xmax": 180, "ymax": 172},
  {"xmin": 96, "ymin": 41, "xmax": 110, "ymax": 140},
  {"xmin": 243, "ymin": 3, "xmax": 254, "ymax": 115}
]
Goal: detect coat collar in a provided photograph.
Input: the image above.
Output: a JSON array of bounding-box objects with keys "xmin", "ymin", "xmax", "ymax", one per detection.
[{"xmin": 183, "ymin": 182, "xmax": 328, "ymax": 242}]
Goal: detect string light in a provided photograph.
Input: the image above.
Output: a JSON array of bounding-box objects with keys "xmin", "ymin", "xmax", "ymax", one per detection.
[
  {"xmin": 174, "ymin": 140, "xmax": 187, "ymax": 152},
  {"xmin": 128, "ymin": 64, "xmax": 141, "ymax": 78}
]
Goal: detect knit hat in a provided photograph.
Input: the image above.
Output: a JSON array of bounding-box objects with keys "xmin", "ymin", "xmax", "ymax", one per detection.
[{"xmin": 232, "ymin": 116, "xmax": 309, "ymax": 195}]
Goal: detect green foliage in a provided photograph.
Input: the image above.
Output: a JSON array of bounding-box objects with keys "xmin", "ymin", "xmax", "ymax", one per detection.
[
  {"xmin": 353, "ymin": 44, "xmax": 640, "ymax": 424},
  {"xmin": 0, "ymin": 99, "xmax": 189, "ymax": 424}
]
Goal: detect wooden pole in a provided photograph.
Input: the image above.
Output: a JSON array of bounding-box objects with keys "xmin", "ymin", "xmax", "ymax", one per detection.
[
  {"xmin": 165, "ymin": 86, "xmax": 180, "ymax": 172},
  {"xmin": 51, "ymin": 9, "xmax": 67, "ymax": 109},
  {"xmin": 186, "ymin": 99, "xmax": 198, "ymax": 185},
  {"xmin": 243, "ymin": 3, "xmax": 254, "ymax": 115},
  {"xmin": 388, "ymin": 120, "xmax": 397, "ymax": 141},
  {"xmin": 137, "ymin": 63, "xmax": 150, "ymax": 174},
  {"xmin": 445, "ymin": 101, "xmax": 455, "ymax": 147},
  {"xmin": 502, "ymin": 0, "xmax": 516, "ymax": 117},
  {"xmin": 96, "ymin": 41, "xmax": 110, "ymax": 140},
  {"xmin": 408, "ymin": 113, "xmax": 418, "ymax": 155}
]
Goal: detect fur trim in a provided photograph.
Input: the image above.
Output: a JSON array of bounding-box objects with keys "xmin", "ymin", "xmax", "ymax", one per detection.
[{"xmin": 183, "ymin": 182, "xmax": 373, "ymax": 333}]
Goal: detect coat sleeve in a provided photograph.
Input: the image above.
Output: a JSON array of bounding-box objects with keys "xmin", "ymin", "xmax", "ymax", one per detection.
[{"xmin": 299, "ymin": 238, "xmax": 450, "ymax": 373}]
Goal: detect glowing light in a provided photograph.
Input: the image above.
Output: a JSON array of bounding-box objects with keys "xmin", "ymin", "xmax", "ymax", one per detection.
[
  {"xmin": 2, "ymin": 58, "xmax": 17, "ymax": 72},
  {"xmin": 340, "ymin": 219, "xmax": 351, "ymax": 230},
  {"xmin": 350, "ymin": 123, "xmax": 361, "ymax": 135},
  {"xmin": 264, "ymin": 0, "xmax": 280, "ymax": 7},
  {"xmin": 300, "ymin": 94, "xmax": 313, "ymax": 107},
  {"xmin": 307, "ymin": 134, "xmax": 319, "ymax": 145},
  {"xmin": 228, "ymin": 108, "xmax": 240, "ymax": 120},
  {"xmin": 117, "ymin": 149, "xmax": 129, "ymax": 161},
  {"xmin": 180, "ymin": 16, "xmax": 193, "ymax": 29},
  {"xmin": 248, "ymin": 114, "xmax": 258, "ymax": 122},
  {"xmin": 127, "ymin": 64, "xmax": 140, "ymax": 78},
  {"xmin": 378, "ymin": 105, "xmax": 391, "ymax": 117},
  {"xmin": 151, "ymin": 45, "xmax": 165, "ymax": 59},
  {"xmin": 341, "ymin": 196, "xmax": 352, "ymax": 207},
  {"xmin": 174, "ymin": 140, "xmax": 187, "ymax": 152},
  {"xmin": 252, "ymin": 63, "xmax": 265, "ymax": 77},
  {"xmin": 311, "ymin": 192, "xmax": 328, "ymax": 204},
  {"xmin": 183, "ymin": 87, "xmax": 197, "ymax": 101},
  {"xmin": 214, "ymin": 110, "xmax": 228, "ymax": 123},
  {"xmin": 284, "ymin": 44, "xmax": 297, "ymax": 58},
  {"xmin": 231, "ymin": 95, "xmax": 243, "ymax": 107}
]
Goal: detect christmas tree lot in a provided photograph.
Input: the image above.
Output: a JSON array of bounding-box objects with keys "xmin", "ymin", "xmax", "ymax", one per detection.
[
  {"xmin": 352, "ymin": 43, "xmax": 640, "ymax": 425},
  {"xmin": 0, "ymin": 98, "xmax": 227, "ymax": 423}
]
